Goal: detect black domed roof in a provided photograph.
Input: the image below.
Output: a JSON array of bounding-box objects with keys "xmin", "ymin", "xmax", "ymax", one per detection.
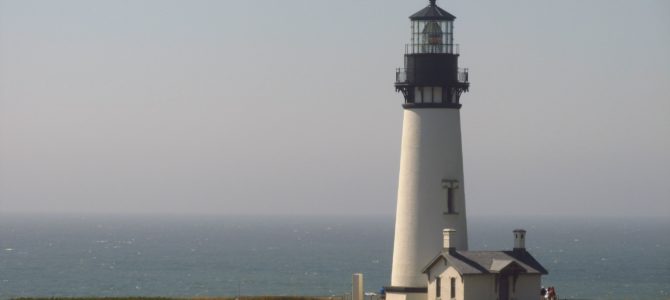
[{"xmin": 409, "ymin": 0, "xmax": 456, "ymax": 21}]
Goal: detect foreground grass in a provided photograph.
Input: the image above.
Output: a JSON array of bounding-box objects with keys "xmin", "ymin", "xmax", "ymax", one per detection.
[{"xmin": 13, "ymin": 297, "xmax": 335, "ymax": 300}]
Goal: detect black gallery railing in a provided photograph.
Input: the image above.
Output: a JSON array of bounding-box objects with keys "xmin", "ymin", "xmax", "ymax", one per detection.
[
  {"xmin": 396, "ymin": 68, "xmax": 469, "ymax": 84},
  {"xmin": 405, "ymin": 43, "xmax": 460, "ymax": 55}
]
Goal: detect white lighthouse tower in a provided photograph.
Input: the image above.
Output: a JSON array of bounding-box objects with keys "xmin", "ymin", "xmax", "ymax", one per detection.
[{"xmin": 386, "ymin": 1, "xmax": 470, "ymax": 300}]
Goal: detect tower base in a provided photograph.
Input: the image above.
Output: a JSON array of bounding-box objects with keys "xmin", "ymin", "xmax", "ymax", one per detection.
[{"xmin": 384, "ymin": 286, "xmax": 427, "ymax": 300}]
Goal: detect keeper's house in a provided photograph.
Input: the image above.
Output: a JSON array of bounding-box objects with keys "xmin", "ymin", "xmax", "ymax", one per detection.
[{"xmin": 422, "ymin": 229, "xmax": 548, "ymax": 300}]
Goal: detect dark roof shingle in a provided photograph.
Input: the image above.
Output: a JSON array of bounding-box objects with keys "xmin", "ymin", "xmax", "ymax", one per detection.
[
  {"xmin": 410, "ymin": 4, "xmax": 456, "ymax": 21},
  {"xmin": 423, "ymin": 250, "xmax": 549, "ymax": 275}
]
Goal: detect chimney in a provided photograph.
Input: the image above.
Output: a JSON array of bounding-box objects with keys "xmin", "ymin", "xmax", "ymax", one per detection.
[
  {"xmin": 513, "ymin": 229, "xmax": 526, "ymax": 251},
  {"xmin": 443, "ymin": 228, "xmax": 456, "ymax": 250}
]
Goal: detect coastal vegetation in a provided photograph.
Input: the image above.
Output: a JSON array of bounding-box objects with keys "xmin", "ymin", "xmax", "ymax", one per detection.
[{"xmin": 13, "ymin": 297, "xmax": 334, "ymax": 300}]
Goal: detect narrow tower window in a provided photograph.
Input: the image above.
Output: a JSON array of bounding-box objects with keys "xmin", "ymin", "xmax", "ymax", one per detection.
[
  {"xmin": 441, "ymin": 179, "xmax": 459, "ymax": 214},
  {"xmin": 447, "ymin": 188, "xmax": 454, "ymax": 212},
  {"xmin": 436, "ymin": 276, "xmax": 441, "ymax": 298},
  {"xmin": 450, "ymin": 277, "xmax": 456, "ymax": 299}
]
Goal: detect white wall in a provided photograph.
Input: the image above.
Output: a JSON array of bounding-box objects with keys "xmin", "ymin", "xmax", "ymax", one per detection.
[
  {"xmin": 511, "ymin": 274, "xmax": 541, "ymax": 300},
  {"xmin": 426, "ymin": 260, "xmax": 447, "ymax": 300},
  {"xmin": 426, "ymin": 263, "xmax": 542, "ymax": 300},
  {"xmin": 386, "ymin": 292, "xmax": 427, "ymax": 300},
  {"xmin": 462, "ymin": 275, "xmax": 495, "ymax": 300},
  {"xmin": 391, "ymin": 108, "xmax": 469, "ymax": 288},
  {"xmin": 427, "ymin": 265, "xmax": 465, "ymax": 300}
]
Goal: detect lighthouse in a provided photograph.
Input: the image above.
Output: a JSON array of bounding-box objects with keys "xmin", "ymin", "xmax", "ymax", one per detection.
[{"xmin": 387, "ymin": 1, "xmax": 470, "ymax": 300}]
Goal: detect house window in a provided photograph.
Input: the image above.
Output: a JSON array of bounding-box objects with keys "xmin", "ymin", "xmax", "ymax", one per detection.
[
  {"xmin": 441, "ymin": 180, "xmax": 459, "ymax": 214},
  {"xmin": 450, "ymin": 277, "xmax": 456, "ymax": 299},
  {"xmin": 436, "ymin": 276, "xmax": 441, "ymax": 298}
]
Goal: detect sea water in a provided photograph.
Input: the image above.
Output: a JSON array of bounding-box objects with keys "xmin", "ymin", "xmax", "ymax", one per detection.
[{"xmin": 0, "ymin": 214, "xmax": 668, "ymax": 300}]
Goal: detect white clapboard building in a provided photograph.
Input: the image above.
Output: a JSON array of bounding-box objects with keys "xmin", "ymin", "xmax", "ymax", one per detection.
[{"xmin": 422, "ymin": 229, "xmax": 548, "ymax": 300}]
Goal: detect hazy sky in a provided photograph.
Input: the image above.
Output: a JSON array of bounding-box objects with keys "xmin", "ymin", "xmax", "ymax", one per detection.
[{"xmin": 1, "ymin": 0, "xmax": 668, "ymax": 217}]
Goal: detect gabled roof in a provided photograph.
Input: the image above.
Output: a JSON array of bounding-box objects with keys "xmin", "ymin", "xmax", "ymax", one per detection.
[
  {"xmin": 490, "ymin": 259, "xmax": 526, "ymax": 273},
  {"xmin": 422, "ymin": 250, "xmax": 549, "ymax": 275},
  {"xmin": 410, "ymin": 2, "xmax": 456, "ymax": 21}
]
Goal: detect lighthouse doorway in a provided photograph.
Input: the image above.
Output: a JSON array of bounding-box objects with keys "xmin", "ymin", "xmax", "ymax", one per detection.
[{"xmin": 499, "ymin": 275, "xmax": 510, "ymax": 300}]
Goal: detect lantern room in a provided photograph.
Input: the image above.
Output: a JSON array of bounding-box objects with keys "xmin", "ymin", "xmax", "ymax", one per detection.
[
  {"xmin": 408, "ymin": 0, "xmax": 457, "ymax": 54},
  {"xmin": 394, "ymin": 0, "xmax": 469, "ymax": 108}
]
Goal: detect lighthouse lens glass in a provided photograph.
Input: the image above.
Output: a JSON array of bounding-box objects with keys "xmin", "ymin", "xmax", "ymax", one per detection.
[{"xmin": 423, "ymin": 21, "xmax": 443, "ymax": 45}]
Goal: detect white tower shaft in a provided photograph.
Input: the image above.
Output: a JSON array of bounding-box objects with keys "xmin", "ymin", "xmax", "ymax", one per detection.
[{"xmin": 391, "ymin": 108, "xmax": 468, "ymax": 288}]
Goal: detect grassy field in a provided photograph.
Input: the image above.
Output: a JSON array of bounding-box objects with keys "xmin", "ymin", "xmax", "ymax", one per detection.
[{"xmin": 13, "ymin": 297, "xmax": 336, "ymax": 300}]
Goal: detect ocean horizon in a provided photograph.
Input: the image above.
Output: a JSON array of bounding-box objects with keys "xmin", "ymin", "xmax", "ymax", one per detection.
[{"xmin": 0, "ymin": 214, "xmax": 668, "ymax": 300}]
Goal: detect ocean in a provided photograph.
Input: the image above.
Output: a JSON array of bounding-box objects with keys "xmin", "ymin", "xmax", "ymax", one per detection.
[{"xmin": 0, "ymin": 214, "xmax": 668, "ymax": 300}]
